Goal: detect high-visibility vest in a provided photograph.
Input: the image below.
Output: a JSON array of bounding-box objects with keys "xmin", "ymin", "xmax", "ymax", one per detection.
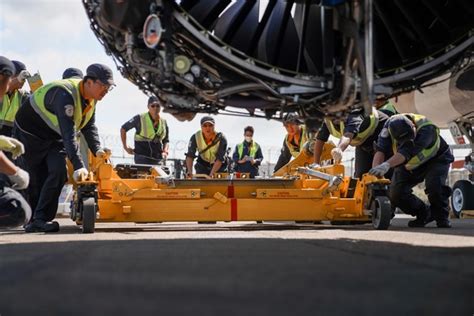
[
  {"xmin": 134, "ymin": 113, "xmax": 167, "ymax": 142},
  {"xmin": 324, "ymin": 107, "xmax": 379, "ymax": 146},
  {"xmin": 237, "ymin": 141, "xmax": 260, "ymax": 159},
  {"xmin": 0, "ymin": 90, "xmax": 24, "ymax": 127},
  {"xmin": 30, "ymin": 79, "xmax": 96, "ymax": 135},
  {"xmin": 380, "ymin": 101, "xmax": 398, "ymax": 115},
  {"xmin": 285, "ymin": 125, "xmax": 308, "ymax": 158},
  {"xmin": 390, "ymin": 114, "xmax": 440, "ymax": 170},
  {"xmin": 195, "ymin": 130, "xmax": 220, "ymax": 163}
]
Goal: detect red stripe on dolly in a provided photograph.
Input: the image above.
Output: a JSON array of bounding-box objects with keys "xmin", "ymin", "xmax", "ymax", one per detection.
[
  {"xmin": 227, "ymin": 185, "xmax": 235, "ymax": 198},
  {"xmin": 231, "ymin": 198, "xmax": 238, "ymax": 221}
]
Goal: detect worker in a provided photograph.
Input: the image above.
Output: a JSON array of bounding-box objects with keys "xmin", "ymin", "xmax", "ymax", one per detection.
[
  {"xmin": 185, "ymin": 116, "xmax": 228, "ymax": 177},
  {"xmin": 120, "ymin": 96, "xmax": 169, "ymax": 164},
  {"xmin": 14, "ymin": 63, "xmax": 114, "ymax": 232},
  {"xmin": 0, "ymin": 56, "xmax": 31, "ymax": 228},
  {"xmin": 232, "ymin": 126, "xmax": 263, "ymax": 178},
  {"xmin": 62, "ymin": 67, "xmax": 83, "ymax": 79},
  {"xmin": 0, "ymin": 60, "xmax": 30, "ymax": 137},
  {"xmin": 369, "ymin": 114, "xmax": 454, "ymax": 228},
  {"xmin": 274, "ymin": 113, "xmax": 312, "ymax": 172},
  {"xmin": 313, "ymin": 107, "xmax": 392, "ymax": 178}
]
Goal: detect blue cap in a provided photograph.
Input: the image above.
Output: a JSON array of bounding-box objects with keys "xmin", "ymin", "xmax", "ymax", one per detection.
[
  {"xmin": 200, "ymin": 116, "xmax": 215, "ymax": 125},
  {"xmin": 62, "ymin": 67, "xmax": 83, "ymax": 79},
  {"xmin": 86, "ymin": 63, "xmax": 115, "ymax": 86},
  {"xmin": 0, "ymin": 56, "xmax": 15, "ymax": 76},
  {"xmin": 283, "ymin": 113, "xmax": 302, "ymax": 124},
  {"xmin": 388, "ymin": 115, "xmax": 415, "ymax": 143},
  {"xmin": 11, "ymin": 60, "xmax": 26, "ymax": 75},
  {"xmin": 148, "ymin": 96, "xmax": 160, "ymax": 105}
]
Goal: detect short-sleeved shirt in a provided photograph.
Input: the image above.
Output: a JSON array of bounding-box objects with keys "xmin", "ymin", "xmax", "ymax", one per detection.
[
  {"xmin": 186, "ymin": 132, "xmax": 228, "ymax": 167},
  {"xmin": 121, "ymin": 114, "xmax": 169, "ymax": 160}
]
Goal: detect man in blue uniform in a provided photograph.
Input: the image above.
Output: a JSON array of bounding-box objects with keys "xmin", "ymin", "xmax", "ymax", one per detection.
[
  {"xmin": 120, "ymin": 96, "xmax": 169, "ymax": 164},
  {"xmin": 62, "ymin": 67, "xmax": 83, "ymax": 79},
  {"xmin": 370, "ymin": 114, "xmax": 454, "ymax": 228},
  {"xmin": 274, "ymin": 113, "xmax": 313, "ymax": 172},
  {"xmin": 0, "ymin": 56, "xmax": 31, "ymax": 228},
  {"xmin": 313, "ymin": 107, "xmax": 393, "ymax": 178},
  {"xmin": 232, "ymin": 126, "xmax": 263, "ymax": 178},
  {"xmin": 0, "ymin": 60, "xmax": 30, "ymax": 137},
  {"xmin": 185, "ymin": 116, "xmax": 228, "ymax": 177},
  {"xmin": 15, "ymin": 63, "xmax": 114, "ymax": 232}
]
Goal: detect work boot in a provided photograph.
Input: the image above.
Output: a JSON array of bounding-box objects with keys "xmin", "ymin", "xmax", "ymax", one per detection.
[
  {"xmin": 407, "ymin": 208, "xmax": 431, "ymax": 228},
  {"xmin": 436, "ymin": 219, "xmax": 452, "ymax": 228},
  {"xmin": 24, "ymin": 219, "xmax": 60, "ymax": 233}
]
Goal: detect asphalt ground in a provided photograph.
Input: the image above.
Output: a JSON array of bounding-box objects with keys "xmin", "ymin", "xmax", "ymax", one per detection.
[{"xmin": 1, "ymin": 216, "xmax": 473, "ymax": 316}]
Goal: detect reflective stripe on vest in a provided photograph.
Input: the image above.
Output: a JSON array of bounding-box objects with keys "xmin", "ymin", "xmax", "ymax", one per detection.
[
  {"xmin": 380, "ymin": 101, "xmax": 398, "ymax": 115},
  {"xmin": 0, "ymin": 90, "xmax": 23, "ymax": 127},
  {"xmin": 324, "ymin": 107, "xmax": 379, "ymax": 146},
  {"xmin": 134, "ymin": 113, "xmax": 167, "ymax": 142},
  {"xmin": 390, "ymin": 114, "xmax": 440, "ymax": 170},
  {"xmin": 237, "ymin": 141, "xmax": 259, "ymax": 159},
  {"xmin": 30, "ymin": 79, "xmax": 96, "ymax": 135},
  {"xmin": 195, "ymin": 130, "xmax": 220, "ymax": 163},
  {"xmin": 285, "ymin": 125, "xmax": 308, "ymax": 158}
]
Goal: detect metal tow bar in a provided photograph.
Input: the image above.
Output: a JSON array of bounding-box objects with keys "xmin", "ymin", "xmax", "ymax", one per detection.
[{"xmin": 297, "ymin": 167, "xmax": 343, "ymax": 194}]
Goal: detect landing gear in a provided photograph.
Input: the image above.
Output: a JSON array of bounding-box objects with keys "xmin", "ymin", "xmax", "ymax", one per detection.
[{"xmin": 451, "ymin": 180, "xmax": 473, "ymax": 218}]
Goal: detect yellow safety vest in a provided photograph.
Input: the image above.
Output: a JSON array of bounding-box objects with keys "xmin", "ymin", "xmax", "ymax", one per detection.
[
  {"xmin": 195, "ymin": 130, "xmax": 220, "ymax": 164},
  {"xmin": 380, "ymin": 101, "xmax": 398, "ymax": 115},
  {"xmin": 237, "ymin": 141, "xmax": 259, "ymax": 159},
  {"xmin": 134, "ymin": 113, "xmax": 167, "ymax": 142},
  {"xmin": 0, "ymin": 90, "xmax": 24, "ymax": 127},
  {"xmin": 324, "ymin": 107, "xmax": 379, "ymax": 146},
  {"xmin": 390, "ymin": 114, "xmax": 440, "ymax": 170},
  {"xmin": 285, "ymin": 125, "xmax": 308, "ymax": 158},
  {"xmin": 30, "ymin": 79, "xmax": 96, "ymax": 135}
]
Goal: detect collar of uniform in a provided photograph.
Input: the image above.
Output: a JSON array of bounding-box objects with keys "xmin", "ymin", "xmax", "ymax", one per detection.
[
  {"xmin": 79, "ymin": 80, "xmax": 93, "ymax": 107},
  {"xmin": 147, "ymin": 112, "xmax": 161, "ymax": 127}
]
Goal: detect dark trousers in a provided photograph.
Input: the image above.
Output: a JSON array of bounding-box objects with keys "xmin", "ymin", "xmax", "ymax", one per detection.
[
  {"xmin": 0, "ymin": 174, "xmax": 31, "ymax": 228},
  {"xmin": 134, "ymin": 154, "xmax": 162, "ymax": 165},
  {"xmin": 15, "ymin": 130, "xmax": 67, "ymax": 222},
  {"xmin": 195, "ymin": 159, "xmax": 227, "ymax": 175},
  {"xmin": 354, "ymin": 146, "xmax": 393, "ymax": 179},
  {"xmin": 354, "ymin": 146, "xmax": 374, "ymax": 179},
  {"xmin": 389, "ymin": 155, "xmax": 452, "ymax": 220}
]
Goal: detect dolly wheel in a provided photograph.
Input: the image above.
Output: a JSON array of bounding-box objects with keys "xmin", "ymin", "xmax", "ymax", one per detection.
[
  {"xmin": 82, "ymin": 197, "xmax": 96, "ymax": 234},
  {"xmin": 371, "ymin": 196, "xmax": 391, "ymax": 230}
]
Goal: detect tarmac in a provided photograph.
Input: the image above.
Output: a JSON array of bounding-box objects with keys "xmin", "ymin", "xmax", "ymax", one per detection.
[{"xmin": 1, "ymin": 215, "xmax": 473, "ymax": 315}]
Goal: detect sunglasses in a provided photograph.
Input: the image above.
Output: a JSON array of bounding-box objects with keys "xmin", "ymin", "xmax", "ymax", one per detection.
[
  {"xmin": 149, "ymin": 104, "xmax": 160, "ymax": 108},
  {"xmin": 95, "ymin": 80, "xmax": 114, "ymax": 92}
]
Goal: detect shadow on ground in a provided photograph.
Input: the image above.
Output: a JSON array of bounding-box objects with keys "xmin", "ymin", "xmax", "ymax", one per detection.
[{"xmin": 0, "ymin": 238, "xmax": 473, "ymax": 316}]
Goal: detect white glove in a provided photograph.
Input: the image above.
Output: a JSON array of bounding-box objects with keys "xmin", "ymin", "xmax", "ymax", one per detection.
[
  {"xmin": 308, "ymin": 163, "xmax": 320, "ymax": 169},
  {"xmin": 0, "ymin": 136, "xmax": 25, "ymax": 159},
  {"xmin": 8, "ymin": 168, "xmax": 29, "ymax": 190},
  {"xmin": 331, "ymin": 147, "xmax": 343, "ymax": 164},
  {"xmin": 73, "ymin": 168, "xmax": 89, "ymax": 182},
  {"xmin": 368, "ymin": 162, "xmax": 391, "ymax": 177},
  {"xmin": 95, "ymin": 148, "xmax": 111, "ymax": 158}
]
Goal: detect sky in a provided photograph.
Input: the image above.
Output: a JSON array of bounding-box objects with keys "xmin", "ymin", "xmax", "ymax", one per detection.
[
  {"xmin": 0, "ymin": 0, "xmax": 288, "ymax": 163},
  {"xmin": 0, "ymin": 0, "xmax": 468, "ymax": 164}
]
